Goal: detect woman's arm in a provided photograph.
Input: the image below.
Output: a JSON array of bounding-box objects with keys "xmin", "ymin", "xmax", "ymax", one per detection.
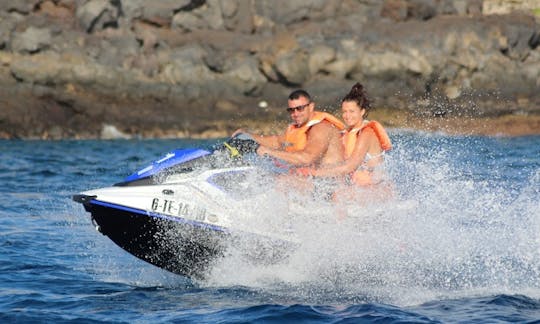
[{"xmin": 309, "ymin": 128, "xmax": 374, "ymax": 177}]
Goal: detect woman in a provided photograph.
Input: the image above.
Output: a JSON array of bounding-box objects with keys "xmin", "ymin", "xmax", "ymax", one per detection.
[{"xmin": 296, "ymin": 82, "xmax": 393, "ymax": 200}]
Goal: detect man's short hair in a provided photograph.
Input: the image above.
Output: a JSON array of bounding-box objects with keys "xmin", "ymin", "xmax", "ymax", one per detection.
[{"xmin": 288, "ymin": 89, "xmax": 311, "ymax": 101}]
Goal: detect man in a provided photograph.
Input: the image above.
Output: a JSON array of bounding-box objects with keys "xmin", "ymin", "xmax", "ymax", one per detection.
[{"xmin": 236, "ymin": 89, "xmax": 345, "ymax": 168}]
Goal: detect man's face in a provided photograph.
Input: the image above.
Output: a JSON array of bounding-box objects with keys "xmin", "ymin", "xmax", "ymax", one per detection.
[{"xmin": 287, "ymin": 97, "xmax": 313, "ymax": 127}]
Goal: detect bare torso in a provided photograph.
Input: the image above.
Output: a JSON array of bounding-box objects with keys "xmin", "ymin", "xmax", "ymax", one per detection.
[
  {"xmin": 254, "ymin": 118, "xmax": 345, "ymax": 167},
  {"xmin": 308, "ymin": 120, "xmax": 344, "ymax": 167}
]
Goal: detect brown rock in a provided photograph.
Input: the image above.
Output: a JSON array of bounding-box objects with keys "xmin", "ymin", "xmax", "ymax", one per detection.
[
  {"xmin": 380, "ymin": 0, "xmax": 408, "ymax": 21},
  {"xmin": 37, "ymin": 1, "xmax": 74, "ymax": 22}
]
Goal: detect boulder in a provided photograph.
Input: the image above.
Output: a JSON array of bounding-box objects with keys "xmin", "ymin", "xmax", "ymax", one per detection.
[
  {"xmin": 172, "ymin": 0, "xmax": 224, "ymax": 31},
  {"xmin": 322, "ymin": 39, "xmax": 360, "ymax": 79},
  {"xmin": 124, "ymin": 0, "xmax": 191, "ymax": 27},
  {"xmin": 380, "ymin": 0, "xmax": 408, "ymax": 21},
  {"xmin": 94, "ymin": 31, "xmax": 140, "ymax": 67},
  {"xmin": 172, "ymin": 12, "xmax": 207, "ymax": 31},
  {"xmin": 158, "ymin": 44, "xmax": 216, "ymax": 86},
  {"xmin": 221, "ymin": 54, "xmax": 266, "ymax": 95},
  {"xmin": 76, "ymin": 0, "xmax": 119, "ymax": 33},
  {"xmin": 10, "ymin": 52, "xmax": 63, "ymax": 83},
  {"xmin": 0, "ymin": 1, "xmax": 41, "ymax": 14},
  {"xmin": 220, "ymin": 0, "xmax": 254, "ymax": 33},
  {"xmin": 308, "ymin": 44, "xmax": 336, "ymax": 75},
  {"xmin": 274, "ymin": 50, "xmax": 310, "ymax": 86},
  {"xmin": 253, "ymin": 0, "xmax": 338, "ymax": 25},
  {"xmin": 11, "ymin": 26, "xmax": 52, "ymax": 53},
  {"xmin": 37, "ymin": 0, "xmax": 75, "ymax": 22},
  {"xmin": 0, "ymin": 14, "xmax": 16, "ymax": 49}
]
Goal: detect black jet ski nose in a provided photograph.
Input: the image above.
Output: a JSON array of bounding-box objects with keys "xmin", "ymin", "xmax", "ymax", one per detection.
[{"xmin": 72, "ymin": 194, "xmax": 97, "ymax": 204}]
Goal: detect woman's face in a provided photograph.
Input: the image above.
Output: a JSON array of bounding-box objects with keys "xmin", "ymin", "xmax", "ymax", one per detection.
[{"xmin": 341, "ymin": 100, "xmax": 365, "ymax": 127}]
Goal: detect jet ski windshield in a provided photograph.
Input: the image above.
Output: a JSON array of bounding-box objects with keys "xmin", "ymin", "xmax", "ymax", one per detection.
[
  {"xmin": 117, "ymin": 148, "xmax": 211, "ymax": 186},
  {"xmin": 116, "ymin": 133, "xmax": 262, "ymax": 187}
]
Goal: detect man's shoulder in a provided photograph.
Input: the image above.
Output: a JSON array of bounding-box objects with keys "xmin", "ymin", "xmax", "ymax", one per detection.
[
  {"xmin": 308, "ymin": 120, "xmax": 341, "ymax": 138},
  {"xmin": 317, "ymin": 119, "xmax": 343, "ymax": 130},
  {"xmin": 309, "ymin": 120, "xmax": 333, "ymax": 131}
]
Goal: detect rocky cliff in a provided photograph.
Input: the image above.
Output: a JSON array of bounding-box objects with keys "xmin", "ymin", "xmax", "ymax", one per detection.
[{"xmin": 0, "ymin": 0, "xmax": 539, "ymax": 139}]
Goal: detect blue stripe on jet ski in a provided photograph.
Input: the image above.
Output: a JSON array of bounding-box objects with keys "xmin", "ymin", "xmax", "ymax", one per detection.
[
  {"xmin": 89, "ymin": 199, "xmax": 227, "ymax": 233},
  {"xmin": 123, "ymin": 148, "xmax": 211, "ymax": 182}
]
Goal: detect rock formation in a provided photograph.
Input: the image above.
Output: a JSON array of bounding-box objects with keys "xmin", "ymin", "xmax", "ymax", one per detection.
[{"xmin": 0, "ymin": 0, "xmax": 538, "ymax": 139}]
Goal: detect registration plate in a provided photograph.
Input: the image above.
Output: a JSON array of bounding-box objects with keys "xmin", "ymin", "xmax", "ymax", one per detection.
[{"xmin": 150, "ymin": 197, "xmax": 208, "ymax": 222}]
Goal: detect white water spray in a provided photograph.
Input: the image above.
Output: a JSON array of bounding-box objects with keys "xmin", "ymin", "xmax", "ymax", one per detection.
[{"xmin": 202, "ymin": 131, "xmax": 540, "ymax": 305}]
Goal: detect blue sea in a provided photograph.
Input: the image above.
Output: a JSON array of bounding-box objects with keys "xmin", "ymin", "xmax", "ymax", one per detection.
[{"xmin": 1, "ymin": 132, "xmax": 539, "ymax": 323}]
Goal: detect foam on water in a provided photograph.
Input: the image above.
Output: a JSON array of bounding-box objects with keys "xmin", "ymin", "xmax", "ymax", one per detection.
[
  {"xmin": 47, "ymin": 135, "xmax": 538, "ymax": 307},
  {"xmin": 3, "ymin": 136, "xmax": 539, "ymax": 321},
  {"xmin": 200, "ymin": 132, "xmax": 540, "ymax": 306}
]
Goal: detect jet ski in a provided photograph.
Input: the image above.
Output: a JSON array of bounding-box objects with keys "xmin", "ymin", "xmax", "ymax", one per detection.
[{"xmin": 73, "ymin": 134, "xmax": 298, "ymax": 279}]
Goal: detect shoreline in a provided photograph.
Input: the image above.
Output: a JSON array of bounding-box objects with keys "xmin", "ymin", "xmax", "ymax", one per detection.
[
  {"xmin": 400, "ymin": 116, "xmax": 540, "ymax": 137},
  {"xmin": 3, "ymin": 113, "xmax": 539, "ymax": 141},
  {"xmin": 372, "ymin": 110, "xmax": 540, "ymax": 137}
]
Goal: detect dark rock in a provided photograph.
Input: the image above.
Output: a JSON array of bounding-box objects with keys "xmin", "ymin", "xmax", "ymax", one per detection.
[
  {"xmin": 0, "ymin": 1, "xmax": 41, "ymax": 14},
  {"xmin": 76, "ymin": 0, "xmax": 119, "ymax": 33},
  {"xmin": 406, "ymin": 0, "xmax": 438, "ymax": 20},
  {"xmin": 124, "ymin": 0, "xmax": 191, "ymax": 27},
  {"xmin": 172, "ymin": 0, "xmax": 224, "ymax": 31},
  {"xmin": 0, "ymin": 13, "xmax": 16, "ymax": 49},
  {"xmin": 529, "ymin": 31, "xmax": 540, "ymax": 49},
  {"xmin": 380, "ymin": 0, "xmax": 408, "ymax": 21},
  {"xmin": 381, "ymin": 0, "xmax": 459, "ymax": 21}
]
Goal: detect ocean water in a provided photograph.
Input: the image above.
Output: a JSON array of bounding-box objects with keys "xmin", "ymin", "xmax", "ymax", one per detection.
[{"xmin": 1, "ymin": 132, "xmax": 539, "ymax": 323}]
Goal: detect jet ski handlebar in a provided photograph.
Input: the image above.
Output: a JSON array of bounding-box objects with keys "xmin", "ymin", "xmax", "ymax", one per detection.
[{"xmin": 220, "ymin": 133, "xmax": 260, "ymax": 158}]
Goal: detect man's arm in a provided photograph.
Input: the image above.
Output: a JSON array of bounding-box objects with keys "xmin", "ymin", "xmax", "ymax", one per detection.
[
  {"xmin": 251, "ymin": 133, "xmax": 283, "ymax": 149},
  {"xmin": 258, "ymin": 122, "xmax": 331, "ymax": 166},
  {"xmin": 232, "ymin": 128, "xmax": 284, "ymax": 149}
]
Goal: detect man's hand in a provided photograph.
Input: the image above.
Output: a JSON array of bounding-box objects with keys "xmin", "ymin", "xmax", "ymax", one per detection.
[
  {"xmin": 231, "ymin": 128, "xmax": 247, "ymax": 138},
  {"xmin": 259, "ymin": 122, "xmax": 333, "ymax": 166}
]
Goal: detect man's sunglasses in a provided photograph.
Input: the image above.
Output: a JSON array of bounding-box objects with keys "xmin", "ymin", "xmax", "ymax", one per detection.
[{"xmin": 286, "ymin": 102, "xmax": 310, "ymax": 113}]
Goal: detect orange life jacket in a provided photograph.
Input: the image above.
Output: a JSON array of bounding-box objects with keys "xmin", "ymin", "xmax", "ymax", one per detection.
[
  {"xmin": 283, "ymin": 111, "xmax": 345, "ymax": 152},
  {"xmin": 342, "ymin": 120, "xmax": 392, "ymax": 158},
  {"xmin": 342, "ymin": 120, "xmax": 392, "ymax": 186}
]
